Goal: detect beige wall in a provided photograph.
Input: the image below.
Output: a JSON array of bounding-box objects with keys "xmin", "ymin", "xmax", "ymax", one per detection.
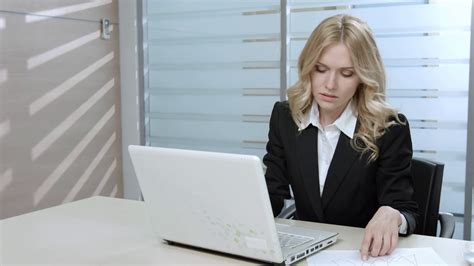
[{"xmin": 0, "ymin": 0, "xmax": 122, "ymax": 219}]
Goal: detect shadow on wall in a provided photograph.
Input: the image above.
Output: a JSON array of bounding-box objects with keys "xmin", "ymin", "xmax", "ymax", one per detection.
[{"xmin": 0, "ymin": 0, "xmax": 123, "ymax": 219}]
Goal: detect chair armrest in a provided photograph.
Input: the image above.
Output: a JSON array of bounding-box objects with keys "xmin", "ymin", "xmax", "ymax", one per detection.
[
  {"xmin": 438, "ymin": 212, "xmax": 455, "ymax": 238},
  {"xmin": 277, "ymin": 202, "xmax": 296, "ymax": 219}
]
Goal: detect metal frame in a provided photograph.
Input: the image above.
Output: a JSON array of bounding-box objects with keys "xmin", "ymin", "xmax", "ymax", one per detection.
[
  {"xmin": 118, "ymin": 0, "xmax": 144, "ymax": 199},
  {"xmin": 280, "ymin": 0, "xmax": 289, "ymax": 100},
  {"xmin": 464, "ymin": 0, "xmax": 474, "ymax": 241},
  {"xmin": 137, "ymin": 0, "xmax": 146, "ymax": 146}
]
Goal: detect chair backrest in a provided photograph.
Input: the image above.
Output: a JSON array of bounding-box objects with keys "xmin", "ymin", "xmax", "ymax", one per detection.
[{"xmin": 411, "ymin": 157, "xmax": 445, "ymax": 236}]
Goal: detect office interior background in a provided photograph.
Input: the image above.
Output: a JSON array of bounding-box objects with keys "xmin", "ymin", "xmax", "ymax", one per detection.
[{"xmin": 0, "ymin": 0, "xmax": 473, "ymax": 241}]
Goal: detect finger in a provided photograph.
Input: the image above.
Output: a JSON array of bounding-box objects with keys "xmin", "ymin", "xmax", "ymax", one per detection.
[
  {"xmin": 360, "ymin": 232, "xmax": 372, "ymax": 261},
  {"xmin": 370, "ymin": 235, "xmax": 383, "ymax": 257},
  {"xmin": 388, "ymin": 232, "xmax": 398, "ymax": 255},
  {"xmin": 380, "ymin": 233, "xmax": 391, "ymax": 255}
]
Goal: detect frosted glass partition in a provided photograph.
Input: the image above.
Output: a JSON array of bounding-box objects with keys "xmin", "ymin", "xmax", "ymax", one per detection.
[
  {"xmin": 144, "ymin": 0, "xmax": 281, "ymax": 158},
  {"xmin": 142, "ymin": 0, "xmax": 472, "ymax": 239},
  {"xmin": 289, "ymin": 0, "xmax": 471, "ymax": 225}
]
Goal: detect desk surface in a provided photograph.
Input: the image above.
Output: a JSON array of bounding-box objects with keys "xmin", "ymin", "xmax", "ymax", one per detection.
[{"xmin": 0, "ymin": 196, "xmax": 471, "ymax": 265}]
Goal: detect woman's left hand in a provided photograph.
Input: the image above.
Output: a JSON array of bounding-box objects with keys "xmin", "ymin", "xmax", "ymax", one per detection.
[{"xmin": 360, "ymin": 206, "xmax": 402, "ymax": 261}]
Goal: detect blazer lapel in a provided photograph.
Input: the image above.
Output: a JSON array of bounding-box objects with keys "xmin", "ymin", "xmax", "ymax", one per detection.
[
  {"xmin": 321, "ymin": 133, "xmax": 359, "ymax": 208},
  {"xmin": 296, "ymin": 126, "xmax": 325, "ymax": 222}
]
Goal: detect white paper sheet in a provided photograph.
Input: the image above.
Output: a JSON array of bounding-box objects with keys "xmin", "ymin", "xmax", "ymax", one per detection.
[{"xmin": 307, "ymin": 247, "xmax": 446, "ymax": 266}]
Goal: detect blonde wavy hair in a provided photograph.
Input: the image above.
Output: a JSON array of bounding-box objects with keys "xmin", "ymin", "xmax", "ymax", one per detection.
[{"xmin": 287, "ymin": 14, "xmax": 403, "ymax": 162}]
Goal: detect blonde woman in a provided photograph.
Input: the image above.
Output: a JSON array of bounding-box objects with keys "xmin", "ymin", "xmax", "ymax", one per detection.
[{"xmin": 263, "ymin": 14, "xmax": 418, "ymax": 260}]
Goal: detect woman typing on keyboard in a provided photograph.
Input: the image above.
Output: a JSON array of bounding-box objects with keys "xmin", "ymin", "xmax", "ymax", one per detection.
[{"xmin": 263, "ymin": 14, "xmax": 418, "ymax": 261}]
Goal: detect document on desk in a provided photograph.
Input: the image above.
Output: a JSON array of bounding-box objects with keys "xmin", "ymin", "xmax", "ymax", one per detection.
[{"xmin": 307, "ymin": 247, "xmax": 446, "ymax": 265}]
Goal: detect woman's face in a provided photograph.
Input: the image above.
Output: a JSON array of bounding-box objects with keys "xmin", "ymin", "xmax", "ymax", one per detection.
[{"xmin": 311, "ymin": 43, "xmax": 360, "ymax": 118}]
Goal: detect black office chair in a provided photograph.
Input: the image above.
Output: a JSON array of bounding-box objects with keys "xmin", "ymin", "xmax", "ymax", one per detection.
[
  {"xmin": 276, "ymin": 157, "xmax": 455, "ymax": 238},
  {"xmin": 411, "ymin": 157, "xmax": 455, "ymax": 238}
]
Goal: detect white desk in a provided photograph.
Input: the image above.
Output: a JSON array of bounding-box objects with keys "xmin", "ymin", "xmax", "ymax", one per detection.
[{"xmin": 1, "ymin": 196, "xmax": 471, "ymax": 265}]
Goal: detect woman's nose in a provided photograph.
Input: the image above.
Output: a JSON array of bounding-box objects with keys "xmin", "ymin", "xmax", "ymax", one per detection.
[{"xmin": 325, "ymin": 72, "xmax": 337, "ymax": 90}]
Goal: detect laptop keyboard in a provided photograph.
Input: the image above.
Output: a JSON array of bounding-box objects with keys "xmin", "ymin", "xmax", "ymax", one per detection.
[{"xmin": 278, "ymin": 231, "xmax": 315, "ymax": 249}]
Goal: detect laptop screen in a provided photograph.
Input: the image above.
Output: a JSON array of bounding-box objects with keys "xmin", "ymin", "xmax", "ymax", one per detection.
[{"xmin": 128, "ymin": 145, "xmax": 284, "ymax": 263}]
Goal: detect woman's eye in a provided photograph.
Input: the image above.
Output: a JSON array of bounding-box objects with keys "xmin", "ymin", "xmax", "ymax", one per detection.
[
  {"xmin": 315, "ymin": 65, "xmax": 327, "ymax": 73},
  {"xmin": 341, "ymin": 71, "xmax": 354, "ymax": 77}
]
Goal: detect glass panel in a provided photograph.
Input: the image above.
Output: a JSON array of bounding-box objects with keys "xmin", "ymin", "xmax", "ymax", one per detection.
[
  {"xmin": 149, "ymin": 42, "xmax": 280, "ymax": 64},
  {"xmin": 389, "ymin": 98, "xmax": 468, "ymax": 120},
  {"xmin": 149, "ymin": 94, "xmax": 276, "ymax": 114},
  {"xmin": 386, "ymin": 66, "xmax": 469, "ymax": 90},
  {"xmin": 149, "ymin": 69, "xmax": 279, "ymax": 88},
  {"xmin": 144, "ymin": 0, "xmax": 280, "ymax": 159},
  {"xmin": 291, "ymin": 33, "xmax": 471, "ymax": 60},
  {"xmin": 290, "ymin": 3, "xmax": 471, "ymax": 34}
]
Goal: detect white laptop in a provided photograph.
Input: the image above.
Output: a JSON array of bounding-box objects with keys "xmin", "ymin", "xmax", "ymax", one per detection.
[{"xmin": 128, "ymin": 145, "xmax": 338, "ymax": 265}]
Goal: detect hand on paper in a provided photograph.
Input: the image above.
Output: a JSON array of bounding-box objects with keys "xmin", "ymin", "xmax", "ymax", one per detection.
[{"xmin": 360, "ymin": 206, "xmax": 402, "ymax": 261}]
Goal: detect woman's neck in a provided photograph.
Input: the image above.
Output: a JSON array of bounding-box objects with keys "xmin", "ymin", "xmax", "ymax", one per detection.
[{"xmin": 319, "ymin": 107, "xmax": 345, "ymax": 127}]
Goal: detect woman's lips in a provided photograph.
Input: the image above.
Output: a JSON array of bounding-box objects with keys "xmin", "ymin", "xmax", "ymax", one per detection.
[{"xmin": 319, "ymin": 93, "xmax": 338, "ymax": 101}]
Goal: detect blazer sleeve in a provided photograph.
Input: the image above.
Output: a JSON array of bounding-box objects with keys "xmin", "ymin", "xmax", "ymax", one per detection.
[
  {"xmin": 376, "ymin": 114, "xmax": 419, "ymax": 235},
  {"xmin": 263, "ymin": 102, "xmax": 291, "ymax": 216}
]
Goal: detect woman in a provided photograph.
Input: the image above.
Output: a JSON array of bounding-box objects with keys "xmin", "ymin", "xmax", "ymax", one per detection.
[{"xmin": 263, "ymin": 14, "xmax": 418, "ymax": 260}]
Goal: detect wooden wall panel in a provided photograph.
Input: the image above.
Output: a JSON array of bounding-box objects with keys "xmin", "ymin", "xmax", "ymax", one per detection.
[{"xmin": 0, "ymin": 0, "xmax": 122, "ymax": 219}]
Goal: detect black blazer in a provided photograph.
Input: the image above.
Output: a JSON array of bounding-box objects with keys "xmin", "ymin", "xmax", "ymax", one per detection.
[{"xmin": 263, "ymin": 101, "xmax": 419, "ymax": 235}]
